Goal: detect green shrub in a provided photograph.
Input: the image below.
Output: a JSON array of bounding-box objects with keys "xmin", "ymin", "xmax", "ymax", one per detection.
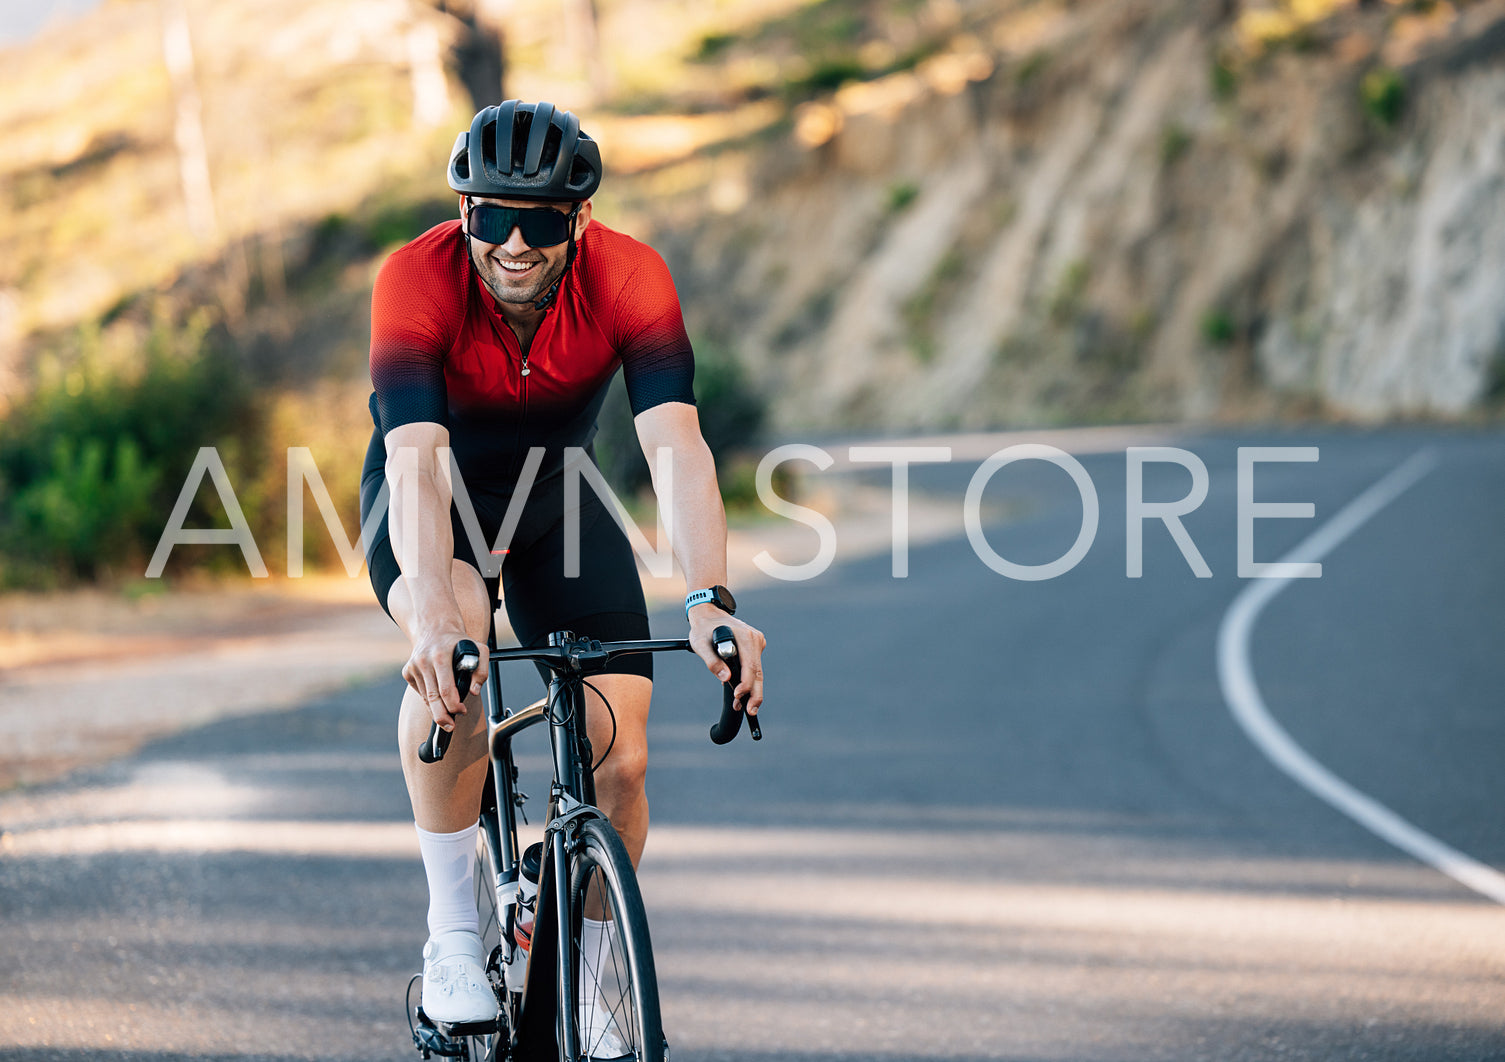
[
  {"xmin": 787, "ymin": 1, "xmax": 863, "ymax": 54},
  {"xmin": 364, "ymin": 198, "xmax": 453, "ymax": 250},
  {"xmin": 902, "ymin": 249, "xmax": 966, "ymax": 362},
  {"xmin": 1014, "ymin": 51, "xmax": 1051, "ymax": 87},
  {"xmin": 1201, "ymin": 308, "xmax": 1237, "ymax": 346},
  {"xmin": 5, "ymin": 436, "xmax": 161, "ymax": 585},
  {"xmin": 694, "ymin": 341, "xmax": 767, "ymax": 461},
  {"xmin": 313, "ymin": 212, "xmax": 348, "ymax": 246},
  {"xmin": 886, "ymin": 181, "xmax": 920, "ymax": 214},
  {"xmin": 1361, "ymin": 68, "xmax": 1405, "ymax": 127},
  {"xmin": 716, "ymin": 453, "xmax": 794, "ymax": 515},
  {"xmin": 1160, "ymin": 123, "xmax": 1192, "ymax": 166},
  {"xmin": 1210, "ymin": 54, "xmax": 1239, "ymax": 101},
  {"xmin": 1048, "ymin": 260, "xmax": 1091, "ymax": 325},
  {"xmin": 0, "ymin": 311, "xmax": 259, "ymax": 586},
  {"xmin": 693, "ymin": 32, "xmax": 739, "ymax": 61},
  {"xmin": 788, "ymin": 56, "xmax": 866, "ymax": 95},
  {"xmin": 592, "ymin": 340, "xmax": 767, "ymax": 501}
]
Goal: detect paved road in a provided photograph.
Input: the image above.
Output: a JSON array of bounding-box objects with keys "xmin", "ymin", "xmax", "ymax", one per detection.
[{"xmin": 3, "ymin": 427, "xmax": 1503, "ymax": 1061}]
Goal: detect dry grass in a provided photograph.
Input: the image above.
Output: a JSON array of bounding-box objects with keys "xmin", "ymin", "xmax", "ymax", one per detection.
[
  {"xmin": 0, "ymin": 0, "xmax": 461, "ymax": 347},
  {"xmin": 0, "ymin": 0, "xmax": 1010, "ymax": 369}
]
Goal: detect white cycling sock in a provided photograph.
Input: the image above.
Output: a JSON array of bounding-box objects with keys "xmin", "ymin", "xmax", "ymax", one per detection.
[
  {"xmin": 416, "ymin": 822, "xmax": 480, "ymax": 940},
  {"xmin": 577, "ymin": 917, "xmax": 621, "ymax": 1011}
]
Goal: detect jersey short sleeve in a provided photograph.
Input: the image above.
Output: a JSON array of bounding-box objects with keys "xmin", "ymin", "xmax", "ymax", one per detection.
[
  {"xmin": 368, "ymin": 224, "xmax": 467, "ymax": 434},
  {"xmin": 606, "ymin": 241, "xmax": 696, "ymax": 416}
]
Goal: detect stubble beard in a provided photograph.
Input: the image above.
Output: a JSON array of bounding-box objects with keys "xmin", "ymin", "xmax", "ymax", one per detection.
[{"xmin": 470, "ymin": 241, "xmax": 569, "ymax": 307}]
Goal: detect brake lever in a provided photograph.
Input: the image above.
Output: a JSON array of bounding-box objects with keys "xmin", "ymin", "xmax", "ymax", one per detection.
[
  {"xmin": 418, "ymin": 640, "xmax": 482, "ymax": 764},
  {"xmin": 709, "ymin": 625, "xmax": 760, "ymax": 743}
]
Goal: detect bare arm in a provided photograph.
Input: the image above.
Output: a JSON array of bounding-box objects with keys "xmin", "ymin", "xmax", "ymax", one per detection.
[
  {"xmin": 634, "ymin": 402, "xmax": 765, "ymax": 713},
  {"xmin": 386, "ymin": 421, "xmax": 485, "ymax": 726}
]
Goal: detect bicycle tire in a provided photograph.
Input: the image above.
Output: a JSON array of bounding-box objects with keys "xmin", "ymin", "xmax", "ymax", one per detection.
[
  {"xmin": 563, "ymin": 817, "xmax": 664, "ymax": 1062},
  {"xmin": 464, "ymin": 823, "xmax": 504, "ymax": 1062}
]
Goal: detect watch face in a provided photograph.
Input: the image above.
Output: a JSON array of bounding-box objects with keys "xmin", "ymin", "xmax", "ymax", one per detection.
[{"xmin": 715, "ymin": 586, "xmax": 736, "ymax": 614}]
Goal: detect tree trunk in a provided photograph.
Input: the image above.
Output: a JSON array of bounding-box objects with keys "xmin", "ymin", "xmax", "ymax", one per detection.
[{"xmin": 443, "ymin": 0, "xmax": 508, "ymax": 109}]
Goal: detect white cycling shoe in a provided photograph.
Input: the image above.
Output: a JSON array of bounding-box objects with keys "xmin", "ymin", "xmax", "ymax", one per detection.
[
  {"xmin": 422, "ymin": 930, "xmax": 496, "ymax": 1024},
  {"xmin": 578, "ymin": 995, "xmax": 632, "ymax": 1060}
]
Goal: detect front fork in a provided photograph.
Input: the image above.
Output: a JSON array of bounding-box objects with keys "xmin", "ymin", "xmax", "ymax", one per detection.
[
  {"xmin": 481, "ymin": 660, "xmax": 525, "ymax": 1002},
  {"xmin": 551, "ymin": 824, "xmax": 579, "ymax": 1061},
  {"xmin": 498, "ymin": 638, "xmax": 602, "ymax": 1060},
  {"xmin": 507, "ymin": 805, "xmax": 608, "ymax": 1061}
]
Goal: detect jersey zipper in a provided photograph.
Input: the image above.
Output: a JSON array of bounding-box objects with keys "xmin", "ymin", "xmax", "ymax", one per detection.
[
  {"xmin": 485, "ymin": 311, "xmax": 531, "ymax": 490},
  {"xmin": 516, "ymin": 348, "xmax": 529, "ymax": 476}
]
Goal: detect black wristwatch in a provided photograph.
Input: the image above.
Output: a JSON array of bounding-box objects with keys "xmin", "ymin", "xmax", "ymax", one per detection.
[{"xmin": 684, "ymin": 585, "xmax": 736, "ymax": 617}]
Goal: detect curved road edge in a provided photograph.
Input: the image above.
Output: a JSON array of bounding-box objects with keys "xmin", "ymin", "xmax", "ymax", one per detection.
[{"xmin": 1216, "ymin": 447, "xmax": 1505, "ymax": 905}]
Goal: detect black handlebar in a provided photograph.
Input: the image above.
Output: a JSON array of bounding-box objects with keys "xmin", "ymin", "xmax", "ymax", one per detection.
[
  {"xmin": 419, "ymin": 631, "xmax": 760, "ymax": 764},
  {"xmin": 418, "ymin": 640, "xmax": 482, "ymax": 764},
  {"xmin": 709, "ymin": 625, "xmax": 760, "ymax": 744}
]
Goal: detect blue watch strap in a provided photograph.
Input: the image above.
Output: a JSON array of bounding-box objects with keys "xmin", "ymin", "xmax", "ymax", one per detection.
[{"xmin": 684, "ymin": 588, "xmax": 716, "ymax": 615}]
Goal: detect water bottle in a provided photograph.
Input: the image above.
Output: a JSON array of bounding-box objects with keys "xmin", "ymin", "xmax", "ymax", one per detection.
[{"xmin": 503, "ymin": 842, "xmax": 543, "ymax": 993}]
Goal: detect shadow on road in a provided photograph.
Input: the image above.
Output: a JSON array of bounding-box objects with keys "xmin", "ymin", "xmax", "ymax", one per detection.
[{"xmin": 4, "ymin": 429, "xmax": 1504, "ymax": 1060}]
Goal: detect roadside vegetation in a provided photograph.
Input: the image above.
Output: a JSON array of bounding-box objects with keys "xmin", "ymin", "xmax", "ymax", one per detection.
[
  {"xmin": 0, "ymin": 310, "xmax": 254, "ymax": 587},
  {"xmin": 4, "ymin": 0, "xmax": 1502, "ymax": 586},
  {"xmin": 0, "ymin": 291, "xmax": 767, "ymax": 589}
]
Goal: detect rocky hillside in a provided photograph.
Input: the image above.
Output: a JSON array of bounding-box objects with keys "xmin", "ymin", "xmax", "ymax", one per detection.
[
  {"xmin": 637, "ymin": 0, "xmax": 1505, "ymax": 428},
  {"xmin": 5, "ymin": 0, "xmax": 1505, "ymax": 431}
]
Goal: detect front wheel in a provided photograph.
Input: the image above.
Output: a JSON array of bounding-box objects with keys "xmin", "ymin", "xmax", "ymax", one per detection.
[
  {"xmin": 563, "ymin": 817, "xmax": 664, "ymax": 1062},
  {"xmin": 470, "ymin": 818, "xmax": 504, "ymax": 1061}
]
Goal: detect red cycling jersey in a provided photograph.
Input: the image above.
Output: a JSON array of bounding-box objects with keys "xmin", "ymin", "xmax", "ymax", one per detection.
[{"xmin": 368, "ymin": 218, "xmax": 696, "ymax": 488}]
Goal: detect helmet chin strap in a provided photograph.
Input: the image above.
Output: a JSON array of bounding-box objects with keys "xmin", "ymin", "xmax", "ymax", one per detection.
[
  {"xmin": 531, "ymin": 202, "xmax": 582, "ymax": 311},
  {"xmin": 461, "ymin": 197, "xmax": 582, "ymax": 312}
]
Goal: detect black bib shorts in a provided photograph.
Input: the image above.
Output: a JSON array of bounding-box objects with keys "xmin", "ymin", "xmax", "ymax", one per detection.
[{"xmin": 358, "ymin": 429, "xmax": 653, "ymax": 680}]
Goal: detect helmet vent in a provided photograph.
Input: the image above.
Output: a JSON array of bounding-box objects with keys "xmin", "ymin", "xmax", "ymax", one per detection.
[{"xmin": 448, "ymin": 100, "xmax": 602, "ymax": 201}]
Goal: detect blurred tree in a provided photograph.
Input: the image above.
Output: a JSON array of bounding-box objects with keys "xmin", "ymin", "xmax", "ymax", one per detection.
[
  {"xmin": 441, "ymin": 0, "xmax": 508, "ymax": 108},
  {"xmin": 159, "ymin": 0, "xmax": 218, "ymax": 247},
  {"xmin": 568, "ymin": 0, "xmax": 609, "ymax": 101}
]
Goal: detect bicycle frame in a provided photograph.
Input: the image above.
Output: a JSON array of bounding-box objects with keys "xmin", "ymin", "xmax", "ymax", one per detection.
[{"xmin": 473, "ymin": 631, "xmax": 693, "ymax": 1062}]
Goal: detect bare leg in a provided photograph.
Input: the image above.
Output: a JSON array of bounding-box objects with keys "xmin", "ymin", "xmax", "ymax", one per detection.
[
  {"xmin": 579, "ymin": 673, "xmax": 652, "ymax": 928},
  {"xmin": 387, "ymin": 559, "xmax": 495, "ymax": 832},
  {"xmin": 582, "ymin": 673, "xmax": 653, "ymax": 868}
]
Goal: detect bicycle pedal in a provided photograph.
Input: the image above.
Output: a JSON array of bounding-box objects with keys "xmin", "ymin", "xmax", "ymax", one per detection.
[
  {"xmin": 411, "ymin": 1003, "xmax": 501, "ymax": 1057},
  {"xmin": 430, "ymin": 1011, "xmax": 502, "ymax": 1039},
  {"xmin": 411, "ymin": 1009, "xmax": 467, "ymax": 1058}
]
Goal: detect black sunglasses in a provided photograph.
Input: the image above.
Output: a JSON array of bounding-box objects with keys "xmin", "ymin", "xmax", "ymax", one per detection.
[{"xmin": 465, "ymin": 202, "xmax": 579, "ymax": 247}]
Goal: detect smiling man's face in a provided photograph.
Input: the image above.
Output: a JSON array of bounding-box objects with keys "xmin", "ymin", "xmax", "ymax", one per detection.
[{"xmin": 461, "ymin": 196, "xmax": 591, "ymax": 308}]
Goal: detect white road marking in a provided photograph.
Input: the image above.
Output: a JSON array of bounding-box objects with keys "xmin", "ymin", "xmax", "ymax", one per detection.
[{"xmin": 1217, "ymin": 448, "xmax": 1505, "ymax": 905}]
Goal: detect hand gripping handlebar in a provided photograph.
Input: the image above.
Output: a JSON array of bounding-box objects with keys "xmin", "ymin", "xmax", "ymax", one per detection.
[
  {"xmin": 417, "ymin": 640, "xmax": 482, "ymax": 765},
  {"xmin": 709, "ymin": 625, "xmax": 761, "ymax": 745},
  {"xmin": 419, "ymin": 631, "xmax": 761, "ymax": 764}
]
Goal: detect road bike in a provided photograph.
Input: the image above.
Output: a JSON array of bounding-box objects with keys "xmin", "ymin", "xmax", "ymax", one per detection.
[{"xmin": 406, "ymin": 625, "xmax": 759, "ymax": 1062}]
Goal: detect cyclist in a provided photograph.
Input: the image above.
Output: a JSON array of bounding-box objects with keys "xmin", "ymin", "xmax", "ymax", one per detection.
[{"xmin": 357, "ymin": 100, "xmax": 767, "ymax": 1045}]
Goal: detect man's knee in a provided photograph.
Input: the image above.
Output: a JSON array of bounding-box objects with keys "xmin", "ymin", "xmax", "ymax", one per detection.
[{"xmin": 594, "ymin": 738, "xmax": 647, "ymax": 795}]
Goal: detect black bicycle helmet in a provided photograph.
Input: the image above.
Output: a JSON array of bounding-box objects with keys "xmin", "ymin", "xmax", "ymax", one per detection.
[{"xmin": 447, "ymin": 100, "xmax": 602, "ymax": 201}]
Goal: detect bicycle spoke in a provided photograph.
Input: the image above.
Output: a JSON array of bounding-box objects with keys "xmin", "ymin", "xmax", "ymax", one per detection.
[
  {"xmin": 477, "ymin": 869, "xmax": 498, "ymax": 942},
  {"xmin": 596, "ymin": 889, "xmax": 635, "ymax": 1054},
  {"xmin": 569, "ymin": 848, "xmax": 654, "ymax": 1061}
]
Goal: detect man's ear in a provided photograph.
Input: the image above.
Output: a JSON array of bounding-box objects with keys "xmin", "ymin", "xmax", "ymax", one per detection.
[
  {"xmin": 574, "ymin": 199, "xmax": 593, "ymax": 238},
  {"xmin": 458, "ymin": 194, "xmax": 469, "ymax": 221}
]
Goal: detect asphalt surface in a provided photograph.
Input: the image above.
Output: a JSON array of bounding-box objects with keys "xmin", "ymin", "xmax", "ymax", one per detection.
[{"xmin": 2, "ymin": 426, "xmax": 1503, "ymax": 1061}]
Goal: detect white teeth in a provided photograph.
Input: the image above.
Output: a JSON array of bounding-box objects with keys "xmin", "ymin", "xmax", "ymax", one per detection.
[{"xmin": 497, "ymin": 259, "xmax": 534, "ymax": 272}]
